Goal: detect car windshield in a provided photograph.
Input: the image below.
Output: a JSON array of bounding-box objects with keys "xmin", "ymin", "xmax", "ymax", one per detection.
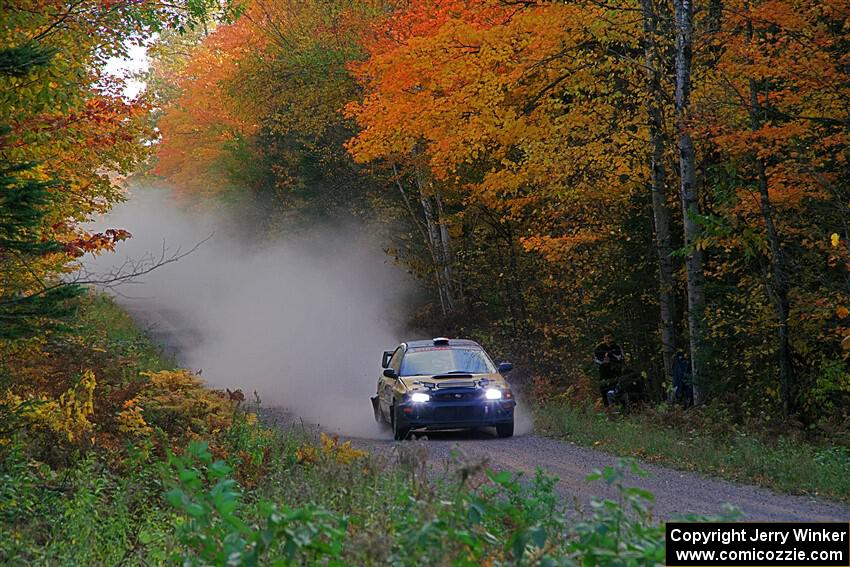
[{"xmin": 400, "ymin": 347, "xmax": 495, "ymax": 376}]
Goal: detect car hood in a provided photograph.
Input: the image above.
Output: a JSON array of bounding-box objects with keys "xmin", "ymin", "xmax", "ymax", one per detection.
[{"xmin": 399, "ymin": 372, "xmax": 509, "ymax": 392}]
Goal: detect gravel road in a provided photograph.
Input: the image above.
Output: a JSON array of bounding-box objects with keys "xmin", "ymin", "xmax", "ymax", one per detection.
[{"xmin": 345, "ymin": 428, "xmax": 850, "ymax": 521}]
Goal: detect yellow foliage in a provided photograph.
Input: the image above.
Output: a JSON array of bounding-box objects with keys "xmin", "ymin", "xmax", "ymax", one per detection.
[
  {"xmin": 296, "ymin": 443, "xmax": 319, "ymax": 464},
  {"xmin": 59, "ymin": 370, "xmax": 96, "ymax": 442},
  {"xmin": 137, "ymin": 369, "xmax": 234, "ymax": 438},
  {"xmin": 297, "ymin": 432, "xmax": 367, "ymax": 466},
  {"xmin": 321, "ymin": 433, "xmax": 367, "ymax": 464},
  {"xmin": 9, "ymin": 370, "xmax": 98, "ymax": 443},
  {"xmin": 116, "ymin": 398, "xmax": 153, "ymax": 437}
]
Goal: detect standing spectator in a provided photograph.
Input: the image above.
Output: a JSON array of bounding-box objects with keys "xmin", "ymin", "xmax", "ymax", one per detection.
[
  {"xmin": 672, "ymin": 349, "xmax": 694, "ymax": 407},
  {"xmin": 594, "ymin": 331, "xmax": 624, "ymax": 406}
]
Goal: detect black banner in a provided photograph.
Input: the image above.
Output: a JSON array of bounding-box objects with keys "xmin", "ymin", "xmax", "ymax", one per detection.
[{"xmin": 666, "ymin": 522, "xmax": 850, "ymax": 566}]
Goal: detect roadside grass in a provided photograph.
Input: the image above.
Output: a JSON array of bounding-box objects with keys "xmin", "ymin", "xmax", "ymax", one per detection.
[
  {"xmin": 1, "ymin": 440, "xmax": 180, "ymax": 565},
  {"xmin": 75, "ymin": 293, "xmax": 177, "ymax": 373},
  {"xmin": 2, "ymin": 293, "xmax": 184, "ymax": 565},
  {"xmin": 536, "ymin": 402, "xmax": 850, "ymax": 503}
]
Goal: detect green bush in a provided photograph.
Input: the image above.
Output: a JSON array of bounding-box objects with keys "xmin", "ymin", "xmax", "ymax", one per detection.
[
  {"xmin": 164, "ymin": 440, "xmax": 347, "ymax": 566},
  {"xmin": 0, "ymin": 439, "xmax": 178, "ymax": 566},
  {"xmin": 162, "ymin": 430, "xmax": 691, "ymax": 567}
]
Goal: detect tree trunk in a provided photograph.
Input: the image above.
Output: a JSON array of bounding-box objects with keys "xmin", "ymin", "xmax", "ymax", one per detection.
[
  {"xmin": 434, "ymin": 190, "xmax": 460, "ymax": 311},
  {"xmin": 479, "ymin": 206, "xmax": 529, "ymax": 327},
  {"xmin": 642, "ymin": 0, "xmax": 677, "ymax": 386},
  {"xmin": 414, "ymin": 164, "xmax": 457, "ymax": 315},
  {"xmin": 673, "ymin": 0, "xmax": 708, "ymax": 403},
  {"xmin": 747, "ymin": 57, "xmax": 795, "ymax": 413},
  {"xmin": 752, "ymin": 149, "xmax": 794, "ymax": 415},
  {"xmin": 391, "ymin": 163, "xmax": 449, "ymax": 315}
]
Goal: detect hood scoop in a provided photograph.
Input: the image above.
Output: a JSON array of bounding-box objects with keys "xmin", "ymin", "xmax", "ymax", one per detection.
[
  {"xmin": 432, "ymin": 373, "xmax": 473, "ymax": 379},
  {"xmin": 435, "ymin": 380, "xmax": 476, "ymax": 389}
]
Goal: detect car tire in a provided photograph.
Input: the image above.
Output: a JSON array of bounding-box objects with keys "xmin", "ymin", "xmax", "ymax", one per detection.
[
  {"xmin": 391, "ymin": 404, "xmax": 410, "ymax": 441},
  {"xmin": 496, "ymin": 421, "xmax": 514, "ymax": 438}
]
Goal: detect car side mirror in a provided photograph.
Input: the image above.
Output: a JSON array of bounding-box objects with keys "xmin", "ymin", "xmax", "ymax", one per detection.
[
  {"xmin": 498, "ymin": 362, "xmax": 513, "ymax": 374},
  {"xmin": 383, "ymin": 368, "xmax": 398, "ymax": 379},
  {"xmin": 381, "ymin": 350, "xmax": 393, "ymax": 368}
]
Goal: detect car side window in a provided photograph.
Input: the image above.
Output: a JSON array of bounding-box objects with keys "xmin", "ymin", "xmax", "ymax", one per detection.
[{"xmin": 389, "ymin": 347, "xmax": 403, "ymax": 373}]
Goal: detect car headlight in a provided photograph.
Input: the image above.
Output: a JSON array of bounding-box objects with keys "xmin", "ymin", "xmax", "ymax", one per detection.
[
  {"xmin": 409, "ymin": 392, "xmax": 430, "ymax": 403},
  {"xmin": 485, "ymin": 388, "xmax": 502, "ymax": 400}
]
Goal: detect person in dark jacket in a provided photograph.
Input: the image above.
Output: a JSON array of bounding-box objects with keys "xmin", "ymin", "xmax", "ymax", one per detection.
[
  {"xmin": 594, "ymin": 332, "xmax": 624, "ymax": 406},
  {"xmin": 671, "ymin": 350, "xmax": 694, "ymax": 407}
]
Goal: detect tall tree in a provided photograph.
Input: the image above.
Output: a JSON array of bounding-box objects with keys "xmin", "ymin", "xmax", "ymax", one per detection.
[
  {"xmin": 641, "ymin": 0, "xmax": 677, "ymax": 383},
  {"xmin": 673, "ymin": 0, "xmax": 708, "ymax": 402},
  {"xmin": 744, "ymin": 14, "xmax": 794, "ymax": 414}
]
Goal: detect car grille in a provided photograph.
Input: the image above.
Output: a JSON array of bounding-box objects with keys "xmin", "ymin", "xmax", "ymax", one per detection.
[
  {"xmin": 433, "ymin": 406, "xmax": 484, "ymax": 422},
  {"xmin": 432, "ymin": 391, "xmax": 480, "ymax": 402}
]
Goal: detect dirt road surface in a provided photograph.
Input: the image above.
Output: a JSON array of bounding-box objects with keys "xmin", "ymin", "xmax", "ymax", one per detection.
[{"xmin": 345, "ymin": 428, "xmax": 850, "ymax": 521}]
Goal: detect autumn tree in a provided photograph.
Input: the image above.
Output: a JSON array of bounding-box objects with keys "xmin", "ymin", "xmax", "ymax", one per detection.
[
  {"xmin": 1, "ymin": 0, "xmax": 233, "ymax": 296},
  {"xmin": 694, "ymin": 0, "xmax": 850, "ymax": 416},
  {"xmin": 641, "ymin": 0, "xmax": 678, "ymax": 383},
  {"xmin": 0, "ymin": 0, "xmax": 234, "ymax": 431},
  {"xmin": 152, "ymin": 0, "xmax": 389, "ymax": 227}
]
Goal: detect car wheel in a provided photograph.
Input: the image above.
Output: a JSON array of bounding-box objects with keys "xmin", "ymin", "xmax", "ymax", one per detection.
[
  {"xmin": 496, "ymin": 421, "xmax": 514, "ymax": 438},
  {"xmin": 391, "ymin": 404, "xmax": 410, "ymax": 441}
]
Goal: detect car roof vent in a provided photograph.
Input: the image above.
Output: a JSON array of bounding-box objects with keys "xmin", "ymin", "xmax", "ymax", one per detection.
[{"xmin": 432, "ymin": 337, "xmax": 450, "ymax": 345}]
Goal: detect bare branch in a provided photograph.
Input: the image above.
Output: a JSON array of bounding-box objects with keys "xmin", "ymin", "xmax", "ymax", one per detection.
[{"xmin": 0, "ymin": 234, "xmax": 213, "ymax": 307}]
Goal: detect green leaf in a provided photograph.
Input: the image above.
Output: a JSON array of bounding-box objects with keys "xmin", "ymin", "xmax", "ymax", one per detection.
[
  {"xmin": 179, "ymin": 468, "xmax": 200, "ymax": 484},
  {"xmin": 488, "ymin": 469, "xmax": 512, "ymax": 485},
  {"xmin": 530, "ymin": 526, "xmax": 547, "ymax": 548},
  {"xmin": 165, "ymin": 487, "xmax": 186, "ymax": 509},
  {"xmin": 185, "ymin": 502, "xmax": 206, "ymax": 518},
  {"xmin": 209, "ymin": 460, "xmax": 233, "ymax": 479}
]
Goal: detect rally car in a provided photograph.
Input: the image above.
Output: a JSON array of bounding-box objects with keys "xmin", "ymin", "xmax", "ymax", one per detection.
[{"xmin": 371, "ymin": 337, "xmax": 516, "ymax": 440}]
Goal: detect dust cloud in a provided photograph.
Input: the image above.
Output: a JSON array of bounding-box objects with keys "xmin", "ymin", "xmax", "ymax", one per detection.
[
  {"xmin": 86, "ymin": 186, "xmax": 407, "ymax": 438},
  {"xmin": 86, "ymin": 185, "xmax": 533, "ymax": 439},
  {"xmin": 513, "ymin": 397, "xmax": 534, "ymax": 436}
]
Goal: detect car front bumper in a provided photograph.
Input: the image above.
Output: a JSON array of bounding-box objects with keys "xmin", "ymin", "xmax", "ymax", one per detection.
[{"xmin": 396, "ymin": 390, "xmax": 516, "ymax": 431}]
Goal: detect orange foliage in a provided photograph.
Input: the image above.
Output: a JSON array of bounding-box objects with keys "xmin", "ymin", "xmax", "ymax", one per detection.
[
  {"xmin": 154, "ymin": 13, "xmax": 267, "ymax": 197},
  {"xmin": 347, "ymin": 0, "xmax": 643, "ymax": 264},
  {"xmin": 697, "ymin": 0, "xmax": 850, "ymax": 215}
]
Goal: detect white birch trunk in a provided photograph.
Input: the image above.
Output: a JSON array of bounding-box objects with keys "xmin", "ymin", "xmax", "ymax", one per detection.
[{"xmin": 674, "ymin": 0, "xmax": 708, "ymax": 404}]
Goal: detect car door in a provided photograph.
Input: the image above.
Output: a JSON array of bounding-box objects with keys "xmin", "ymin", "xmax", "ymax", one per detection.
[{"xmin": 379, "ymin": 346, "xmax": 403, "ymax": 415}]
